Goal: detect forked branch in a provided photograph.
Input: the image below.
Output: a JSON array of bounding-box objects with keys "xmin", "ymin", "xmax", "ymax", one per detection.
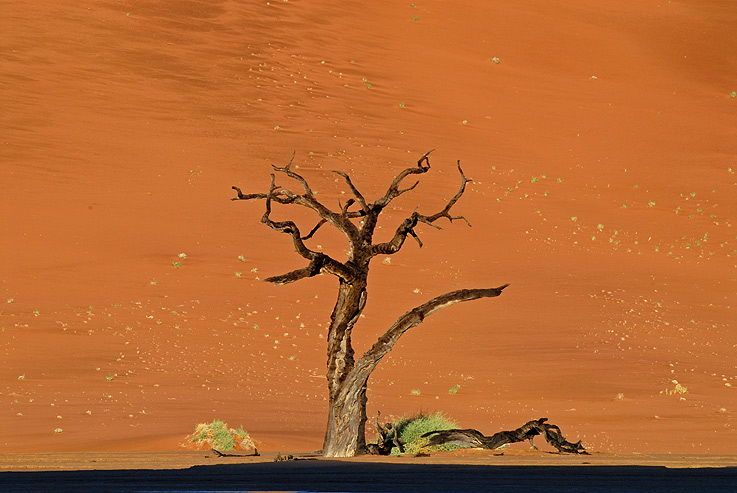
[
  {"xmin": 254, "ymin": 175, "xmax": 356, "ymax": 283},
  {"xmin": 260, "ymin": 174, "xmax": 314, "ymax": 260},
  {"xmin": 232, "ymin": 151, "xmax": 474, "ymax": 283},
  {"xmin": 418, "ymin": 160, "xmax": 472, "ymax": 226},
  {"xmin": 233, "ymin": 154, "xmax": 358, "ymax": 239},
  {"xmin": 333, "ymin": 171, "xmax": 369, "ymax": 213},
  {"xmin": 369, "ymin": 160, "xmax": 472, "ymax": 258},
  {"xmin": 271, "ymin": 152, "xmax": 313, "ymax": 196},
  {"xmin": 375, "ymin": 149, "xmax": 435, "ymax": 208}
]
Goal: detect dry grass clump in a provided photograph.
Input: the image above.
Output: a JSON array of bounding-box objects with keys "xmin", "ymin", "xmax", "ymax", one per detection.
[
  {"xmin": 184, "ymin": 420, "xmax": 255, "ymax": 451},
  {"xmin": 662, "ymin": 380, "xmax": 689, "ymax": 395}
]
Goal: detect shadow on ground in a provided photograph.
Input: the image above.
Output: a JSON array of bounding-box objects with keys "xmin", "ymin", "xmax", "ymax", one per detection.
[{"xmin": 2, "ymin": 461, "xmax": 737, "ymax": 492}]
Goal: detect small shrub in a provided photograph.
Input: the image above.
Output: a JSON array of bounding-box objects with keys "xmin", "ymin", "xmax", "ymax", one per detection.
[
  {"xmin": 190, "ymin": 420, "xmax": 255, "ymax": 451},
  {"xmin": 389, "ymin": 411, "xmax": 459, "ymax": 455}
]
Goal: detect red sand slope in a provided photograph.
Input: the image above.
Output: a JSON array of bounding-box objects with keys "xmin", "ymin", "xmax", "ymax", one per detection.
[{"xmin": 1, "ymin": 0, "xmax": 735, "ymax": 454}]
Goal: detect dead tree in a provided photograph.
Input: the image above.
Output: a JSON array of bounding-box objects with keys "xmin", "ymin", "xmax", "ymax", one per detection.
[
  {"xmin": 232, "ymin": 150, "xmax": 509, "ymax": 457},
  {"xmin": 422, "ymin": 418, "xmax": 587, "ymax": 454}
]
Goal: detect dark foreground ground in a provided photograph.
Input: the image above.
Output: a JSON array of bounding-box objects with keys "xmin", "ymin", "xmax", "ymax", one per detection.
[{"xmin": 3, "ymin": 460, "xmax": 737, "ymax": 493}]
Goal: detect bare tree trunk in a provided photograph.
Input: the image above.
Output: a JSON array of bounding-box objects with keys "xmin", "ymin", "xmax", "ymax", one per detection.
[
  {"xmin": 322, "ymin": 373, "xmax": 369, "ymax": 457},
  {"xmin": 321, "ymin": 285, "xmax": 508, "ymax": 457},
  {"xmin": 322, "ymin": 279, "xmax": 368, "ymax": 457}
]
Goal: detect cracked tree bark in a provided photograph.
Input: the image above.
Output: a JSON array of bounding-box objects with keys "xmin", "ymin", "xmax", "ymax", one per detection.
[{"xmin": 232, "ymin": 150, "xmax": 508, "ymax": 457}]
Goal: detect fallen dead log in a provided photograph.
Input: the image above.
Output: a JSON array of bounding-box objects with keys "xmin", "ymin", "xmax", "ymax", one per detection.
[
  {"xmin": 211, "ymin": 448, "xmax": 260, "ymax": 457},
  {"xmin": 422, "ymin": 418, "xmax": 587, "ymax": 454}
]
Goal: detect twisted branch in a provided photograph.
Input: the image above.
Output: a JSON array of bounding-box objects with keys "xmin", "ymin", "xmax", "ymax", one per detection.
[
  {"xmin": 419, "ymin": 160, "xmax": 472, "ymax": 226},
  {"xmin": 369, "ymin": 159, "xmax": 471, "ymax": 258},
  {"xmin": 255, "ymin": 175, "xmax": 355, "ymax": 283},
  {"xmin": 375, "ymin": 149, "xmax": 434, "ymax": 208},
  {"xmin": 232, "ymin": 151, "xmax": 476, "ymax": 282},
  {"xmin": 233, "ymin": 154, "xmax": 358, "ymax": 239},
  {"xmin": 333, "ymin": 171, "xmax": 369, "ymax": 213},
  {"xmin": 422, "ymin": 418, "xmax": 587, "ymax": 454}
]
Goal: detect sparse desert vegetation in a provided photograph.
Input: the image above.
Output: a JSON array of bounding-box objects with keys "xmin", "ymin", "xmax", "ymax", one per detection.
[
  {"xmin": 188, "ymin": 420, "xmax": 255, "ymax": 451},
  {"xmin": 1, "ymin": 0, "xmax": 735, "ymax": 457},
  {"xmin": 385, "ymin": 411, "xmax": 460, "ymax": 455}
]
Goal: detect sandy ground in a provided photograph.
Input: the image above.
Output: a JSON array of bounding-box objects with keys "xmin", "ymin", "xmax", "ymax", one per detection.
[
  {"xmin": 1, "ymin": 0, "xmax": 736, "ymax": 459},
  {"xmin": 2, "ymin": 451, "xmax": 737, "ymax": 492},
  {"xmin": 3, "ymin": 449, "xmax": 737, "ymax": 471}
]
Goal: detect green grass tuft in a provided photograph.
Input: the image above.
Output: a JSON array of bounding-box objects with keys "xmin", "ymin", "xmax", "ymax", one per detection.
[
  {"xmin": 212, "ymin": 421, "xmax": 236, "ymax": 450},
  {"xmin": 388, "ymin": 411, "xmax": 459, "ymax": 455}
]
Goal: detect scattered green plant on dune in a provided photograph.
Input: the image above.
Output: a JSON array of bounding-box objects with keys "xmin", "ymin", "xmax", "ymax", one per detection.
[{"xmin": 662, "ymin": 380, "xmax": 688, "ymax": 395}]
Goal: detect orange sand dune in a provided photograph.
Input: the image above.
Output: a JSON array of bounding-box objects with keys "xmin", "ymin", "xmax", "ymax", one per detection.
[{"xmin": 1, "ymin": 1, "xmax": 735, "ymax": 455}]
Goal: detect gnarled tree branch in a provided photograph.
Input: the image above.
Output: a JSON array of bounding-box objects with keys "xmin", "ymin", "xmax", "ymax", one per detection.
[
  {"xmin": 301, "ymin": 219, "xmax": 328, "ymax": 241},
  {"xmin": 354, "ymin": 284, "xmax": 510, "ymax": 373},
  {"xmin": 231, "ymin": 186, "xmax": 267, "ymax": 201},
  {"xmin": 262, "ymin": 253, "xmax": 355, "ymax": 285},
  {"xmin": 369, "ymin": 160, "xmax": 471, "ymax": 258},
  {"xmin": 257, "ymin": 175, "xmax": 356, "ymax": 283},
  {"xmin": 375, "ymin": 149, "xmax": 434, "ymax": 208},
  {"xmin": 261, "ymin": 174, "xmax": 314, "ymax": 261},
  {"xmin": 418, "ymin": 160, "xmax": 472, "ymax": 226},
  {"xmin": 271, "ymin": 151, "xmax": 312, "ymax": 195},
  {"xmin": 333, "ymin": 171, "xmax": 369, "ymax": 213},
  {"xmin": 233, "ymin": 154, "xmax": 359, "ymax": 241},
  {"xmin": 422, "ymin": 418, "xmax": 587, "ymax": 454}
]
